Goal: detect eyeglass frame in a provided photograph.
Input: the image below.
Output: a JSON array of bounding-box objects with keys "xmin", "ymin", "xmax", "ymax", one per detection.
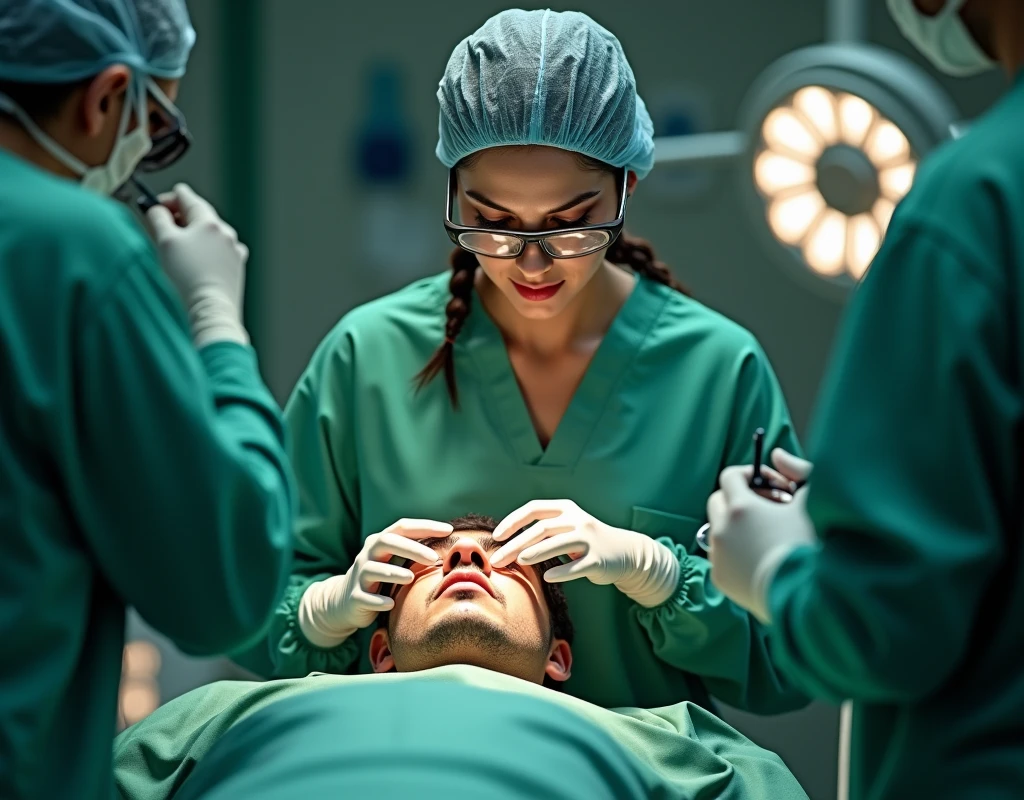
[
  {"xmin": 136, "ymin": 79, "xmax": 193, "ymax": 173},
  {"xmin": 443, "ymin": 166, "xmax": 629, "ymax": 259}
]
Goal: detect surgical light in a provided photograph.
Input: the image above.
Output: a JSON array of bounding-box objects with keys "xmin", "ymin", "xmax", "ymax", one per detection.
[
  {"xmin": 119, "ymin": 640, "xmax": 162, "ymax": 729},
  {"xmin": 752, "ymin": 85, "xmax": 919, "ymax": 281},
  {"xmin": 652, "ymin": 0, "xmax": 961, "ymax": 299}
]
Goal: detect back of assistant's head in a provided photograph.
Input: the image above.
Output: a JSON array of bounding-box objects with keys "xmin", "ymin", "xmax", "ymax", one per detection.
[{"xmin": 0, "ymin": 0, "xmax": 195, "ymax": 86}]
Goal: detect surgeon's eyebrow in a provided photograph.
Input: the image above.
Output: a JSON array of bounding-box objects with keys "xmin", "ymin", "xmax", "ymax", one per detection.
[{"xmin": 465, "ymin": 189, "xmax": 602, "ymax": 216}]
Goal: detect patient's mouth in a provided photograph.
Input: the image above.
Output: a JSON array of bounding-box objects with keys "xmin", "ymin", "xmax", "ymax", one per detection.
[{"xmin": 434, "ymin": 569, "xmax": 495, "ymax": 600}]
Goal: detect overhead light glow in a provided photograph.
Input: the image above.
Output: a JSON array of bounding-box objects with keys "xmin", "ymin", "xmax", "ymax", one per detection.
[
  {"xmin": 755, "ymin": 85, "xmax": 919, "ymax": 283},
  {"xmin": 847, "ymin": 213, "xmax": 882, "ymax": 278},
  {"xmin": 754, "ymin": 151, "xmax": 816, "ymax": 195},
  {"xmin": 873, "ymin": 197, "xmax": 896, "ymax": 232},
  {"xmin": 121, "ymin": 682, "xmax": 159, "ymax": 726},
  {"xmin": 879, "ymin": 162, "xmax": 917, "ymax": 200},
  {"xmin": 838, "ymin": 93, "xmax": 875, "ymax": 147},
  {"xmin": 804, "ymin": 208, "xmax": 848, "ymax": 276},
  {"xmin": 762, "ymin": 107, "xmax": 823, "ymax": 161},
  {"xmin": 768, "ymin": 190, "xmax": 825, "ymax": 245},
  {"xmin": 864, "ymin": 119, "xmax": 910, "ymax": 167}
]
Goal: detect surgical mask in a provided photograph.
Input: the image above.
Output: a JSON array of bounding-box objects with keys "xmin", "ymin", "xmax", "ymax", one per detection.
[
  {"xmin": 0, "ymin": 78, "xmax": 153, "ymax": 196},
  {"xmin": 886, "ymin": 0, "xmax": 995, "ymax": 77}
]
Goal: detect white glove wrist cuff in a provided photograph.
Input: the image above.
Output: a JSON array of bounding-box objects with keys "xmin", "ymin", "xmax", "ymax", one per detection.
[
  {"xmin": 748, "ymin": 542, "xmax": 800, "ymax": 625},
  {"xmin": 297, "ymin": 578, "xmax": 358, "ymax": 649},
  {"xmin": 616, "ymin": 537, "xmax": 681, "ymax": 608},
  {"xmin": 188, "ymin": 290, "xmax": 249, "ymax": 347}
]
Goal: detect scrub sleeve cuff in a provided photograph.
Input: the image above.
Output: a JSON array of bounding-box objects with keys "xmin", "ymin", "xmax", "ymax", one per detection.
[
  {"xmin": 632, "ymin": 537, "xmax": 693, "ymax": 620},
  {"xmin": 766, "ymin": 544, "xmax": 818, "ymax": 628},
  {"xmin": 274, "ymin": 577, "xmax": 361, "ymax": 675}
]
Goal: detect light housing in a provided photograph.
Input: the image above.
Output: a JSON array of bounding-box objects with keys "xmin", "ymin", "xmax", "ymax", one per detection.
[{"xmin": 737, "ymin": 43, "xmax": 958, "ymax": 298}]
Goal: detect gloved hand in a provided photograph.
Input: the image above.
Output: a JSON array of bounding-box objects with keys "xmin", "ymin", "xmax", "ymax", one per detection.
[
  {"xmin": 298, "ymin": 519, "xmax": 453, "ymax": 648},
  {"xmin": 706, "ymin": 449, "xmax": 816, "ymax": 624},
  {"xmin": 146, "ymin": 184, "xmax": 250, "ymax": 348},
  {"xmin": 491, "ymin": 500, "xmax": 680, "ymax": 608}
]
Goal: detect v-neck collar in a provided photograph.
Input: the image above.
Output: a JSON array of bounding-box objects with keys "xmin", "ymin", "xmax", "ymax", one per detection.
[{"xmin": 459, "ymin": 276, "xmax": 669, "ymax": 470}]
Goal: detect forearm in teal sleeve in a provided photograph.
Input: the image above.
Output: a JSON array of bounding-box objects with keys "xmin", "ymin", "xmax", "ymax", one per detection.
[
  {"xmin": 767, "ymin": 546, "xmax": 861, "ymax": 703},
  {"xmin": 768, "ymin": 224, "xmax": 1009, "ymax": 704},
  {"xmin": 72, "ymin": 261, "xmax": 294, "ymax": 657},
  {"xmin": 635, "ymin": 540, "xmax": 809, "ymax": 714}
]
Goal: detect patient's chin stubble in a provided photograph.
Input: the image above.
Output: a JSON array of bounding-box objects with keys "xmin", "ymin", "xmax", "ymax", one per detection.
[{"xmin": 391, "ymin": 613, "xmax": 546, "ymax": 670}]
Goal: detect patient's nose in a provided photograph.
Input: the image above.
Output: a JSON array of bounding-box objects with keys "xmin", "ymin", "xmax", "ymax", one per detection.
[{"xmin": 443, "ymin": 537, "xmax": 492, "ymax": 576}]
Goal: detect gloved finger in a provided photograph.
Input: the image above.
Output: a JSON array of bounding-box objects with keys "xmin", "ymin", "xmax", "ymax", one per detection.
[
  {"xmin": 542, "ymin": 556, "xmax": 599, "ymax": 584},
  {"xmin": 517, "ymin": 532, "xmax": 588, "ymax": 566},
  {"xmin": 490, "ymin": 521, "xmax": 574, "ymax": 568},
  {"xmin": 357, "ymin": 562, "xmax": 415, "ymax": 592},
  {"xmin": 386, "ymin": 518, "xmax": 454, "ymax": 539},
  {"xmin": 352, "ymin": 590, "xmax": 395, "ymax": 613},
  {"xmin": 771, "ymin": 448, "xmax": 813, "ymax": 483},
  {"xmin": 236, "ymin": 243, "xmax": 249, "ymax": 262},
  {"xmin": 157, "ymin": 192, "xmax": 181, "ymax": 211},
  {"xmin": 705, "ymin": 490, "xmax": 728, "ymax": 533},
  {"xmin": 718, "ymin": 465, "xmax": 756, "ymax": 501},
  {"xmin": 144, "ymin": 204, "xmax": 177, "ymax": 240},
  {"xmin": 171, "ymin": 183, "xmax": 218, "ymax": 225},
  {"xmin": 493, "ymin": 500, "xmax": 565, "ymax": 542},
  {"xmin": 365, "ymin": 532, "xmax": 441, "ymax": 566},
  {"xmin": 757, "ymin": 464, "xmax": 792, "ymax": 487}
]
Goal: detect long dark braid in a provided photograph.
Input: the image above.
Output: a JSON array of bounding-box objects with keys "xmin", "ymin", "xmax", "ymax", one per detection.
[
  {"xmin": 607, "ymin": 232, "xmax": 690, "ymax": 296},
  {"xmin": 413, "ymin": 247, "xmax": 479, "ymax": 408},
  {"xmin": 416, "ymin": 154, "xmax": 689, "ymax": 408}
]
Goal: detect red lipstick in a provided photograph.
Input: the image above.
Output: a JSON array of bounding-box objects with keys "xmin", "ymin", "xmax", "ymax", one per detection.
[{"xmin": 512, "ymin": 280, "xmax": 564, "ymax": 302}]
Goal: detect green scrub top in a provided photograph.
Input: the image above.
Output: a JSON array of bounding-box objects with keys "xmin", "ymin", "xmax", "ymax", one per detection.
[
  {"xmin": 768, "ymin": 74, "xmax": 1024, "ymax": 800},
  {"xmin": 0, "ymin": 151, "xmax": 294, "ymax": 799},
  {"xmin": 112, "ymin": 666, "xmax": 809, "ymax": 800},
  {"xmin": 261, "ymin": 270, "xmax": 807, "ymax": 713}
]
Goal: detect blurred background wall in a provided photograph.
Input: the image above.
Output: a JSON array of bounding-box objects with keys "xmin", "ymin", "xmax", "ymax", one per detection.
[{"xmin": 121, "ymin": 2, "xmax": 1007, "ymax": 798}]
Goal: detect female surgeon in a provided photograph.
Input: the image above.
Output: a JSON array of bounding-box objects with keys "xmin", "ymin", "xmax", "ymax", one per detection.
[
  {"xmin": 706, "ymin": 1, "xmax": 1024, "ymax": 798},
  {"xmin": 268, "ymin": 9, "xmax": 807, "ymax": 713},
  {"xmin": 0, "ymin": 2, "xmax": 293, "ymax": 797}
]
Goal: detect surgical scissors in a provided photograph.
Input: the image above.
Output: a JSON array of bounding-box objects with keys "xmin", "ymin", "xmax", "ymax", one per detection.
[{"xmin": 695, "ymin": 428, "xmax": 806, "ymax": 552}]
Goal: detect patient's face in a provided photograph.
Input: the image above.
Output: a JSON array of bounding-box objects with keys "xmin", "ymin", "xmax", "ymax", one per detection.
[{"xmin": 369, "ymin": 529, "xmax": 570, "ymax": 685}]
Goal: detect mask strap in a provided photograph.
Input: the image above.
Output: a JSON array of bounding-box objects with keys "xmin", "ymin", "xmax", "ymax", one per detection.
[
  {"xmin": 115, "ymin": 75, "xmax": 146, "ymax": 142},
  {"xmin": 0, "ymin": 92, "xmax": 91, "ymax": 176},
  {"xmin": 145, "ymin": 79, "xmax": 175, "ymax": 114},
  {"xmin": 0, "ymin": 75, "xmax": 147, "ymax": 178}
]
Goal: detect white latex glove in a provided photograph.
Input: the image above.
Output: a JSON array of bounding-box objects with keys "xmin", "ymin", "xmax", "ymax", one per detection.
[
  {"xmin": 146, "ymin": 183, "xmax": 250, "ymax": 348},
  {"xmin": 491, "ymin": 500, "xmax": 680, "ymax": 608},
  {"xmin": 298, "ymin": 519, "xmax": 453, "ymax": 648},
  {"xmin": 706, "ymin": 449, "xmax": 816, "ymax": 624}
]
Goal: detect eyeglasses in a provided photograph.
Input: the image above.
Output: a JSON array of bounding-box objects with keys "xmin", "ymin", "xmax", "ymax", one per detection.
[
  {"xmin": 136, "ymin": 80, "xmax": 192, "ymax": 173},
  {"xmin": 444, "ymin": 168, "xmax": 628, "ymax": 259}
]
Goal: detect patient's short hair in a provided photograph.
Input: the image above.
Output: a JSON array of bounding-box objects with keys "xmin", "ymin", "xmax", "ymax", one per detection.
[{"xmin": 377, "ymin": 514, "xmax": 574, "ymax": 645}]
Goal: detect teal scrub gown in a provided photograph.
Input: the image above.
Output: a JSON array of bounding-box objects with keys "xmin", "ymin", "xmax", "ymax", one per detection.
[
  {"xmin": 112, "ymin": 666, "xmax": 809, "ymax": 800},
  {"xmin": 0, "ymin": 150, "xmax": 294, "ymax": 799},
  {"xmin": 259, "ymin": 269, "xmax": 807, "ymax": 713},
  {"xmin": 768, "ymin": 73, "xmax": 1024, "ymax": 799}
]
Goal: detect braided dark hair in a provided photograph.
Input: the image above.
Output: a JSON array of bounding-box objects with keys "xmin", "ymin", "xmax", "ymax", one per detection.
[
  {"xmin": 414, "ymin": 152, "xmax": 689, "ymax": 408},
  {"xmin": 413, "ymin": 246, "xmax": 480, "ymax": 408}
]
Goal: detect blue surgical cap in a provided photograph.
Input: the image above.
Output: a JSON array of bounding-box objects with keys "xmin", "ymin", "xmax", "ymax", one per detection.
[
  {"xmin": 0, "ymin": 0, "xmax": 195, "ymax": 83},
  {"xmin": 436, "ymin": 9, "xmax": 655, "ymax": 179}
]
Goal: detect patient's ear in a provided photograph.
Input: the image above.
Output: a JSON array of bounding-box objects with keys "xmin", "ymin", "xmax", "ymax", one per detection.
[
  {"xmin": 368, "ymin": 629, "xmax": 396, "ymax": 673},
  {"xmin": 544, "ymin": 639, "xmax": 572, "ymax": 683}
]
